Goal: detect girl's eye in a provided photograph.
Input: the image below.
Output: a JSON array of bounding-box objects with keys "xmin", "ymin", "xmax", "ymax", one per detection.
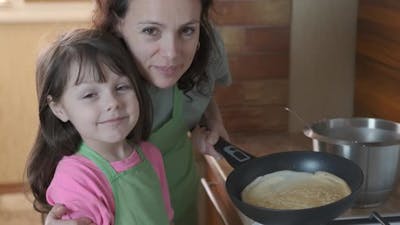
[
  {"xmin": 82, "ymin": 93, "xmax": 96, "ymax": 99},
  {"xmin": 142, "ymin": 27, "xmax": 160, "ymax": 37},
  {"xmin": 116, "ymin": 84, "xmax": 132, "ymax": 91},
  {"xmin": 181, "ymin": 26, "xmax": 196, "ymax": 38}
]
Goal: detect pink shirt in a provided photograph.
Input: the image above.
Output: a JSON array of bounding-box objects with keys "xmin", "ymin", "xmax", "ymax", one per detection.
[{"xmin": 46, "ymin": 141, "xmax": 174, "ymax": 225}]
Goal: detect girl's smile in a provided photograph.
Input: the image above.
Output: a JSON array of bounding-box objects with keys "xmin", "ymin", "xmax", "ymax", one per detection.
[{"xmin": 97, "ymin": 116, "xmax": 129, "ymax": 125}]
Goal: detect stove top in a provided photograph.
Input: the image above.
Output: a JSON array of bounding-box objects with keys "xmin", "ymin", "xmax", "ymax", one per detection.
[
  {"xmin": 331, "ymin": 187, "xmax": 400, "ymax": 225},
  {"xmin": 247, "ymin": 186, "xmax": 400, "ymax": 225}
]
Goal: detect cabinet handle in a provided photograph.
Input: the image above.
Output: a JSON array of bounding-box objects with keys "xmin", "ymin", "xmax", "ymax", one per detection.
[{"xmin": 201, "ymin": 177, "xmax": 229, "ymax": 225}]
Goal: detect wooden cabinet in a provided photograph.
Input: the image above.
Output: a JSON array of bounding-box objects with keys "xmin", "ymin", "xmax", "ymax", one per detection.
[
  {"xmin": 355, "ymin": 0, "xmax": 400, "ymax": 122},
  {"xmin": 201, "ymin": 155, "xmax": 243, "ymax": 225}
]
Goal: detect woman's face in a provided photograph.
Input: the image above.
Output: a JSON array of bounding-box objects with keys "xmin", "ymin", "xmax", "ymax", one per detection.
[{"xmin": 118, "ymin": 0, "xmax": 202, "ymax": 89}]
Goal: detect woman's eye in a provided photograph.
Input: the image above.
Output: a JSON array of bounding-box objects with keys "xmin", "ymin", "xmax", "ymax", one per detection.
[
  {"xmin": 142, "ymin": 27, "xmax": 159, "ymax": 36},
  {"xmin": 181, "ymin": 27, "xmax": 195, "ymax": 37}
]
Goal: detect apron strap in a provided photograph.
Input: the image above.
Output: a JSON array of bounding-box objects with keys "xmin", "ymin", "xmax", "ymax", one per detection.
[
  {"xmin": 172, "ymin": 85, "xmax": 183, "ymax": 118},
  {"xmin": 77, "ymin": 143, "xmax": 145, "ymax": 180}
]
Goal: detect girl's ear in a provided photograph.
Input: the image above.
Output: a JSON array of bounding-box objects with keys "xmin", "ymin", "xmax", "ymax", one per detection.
[{"xmin": 47, "ymin": 96, "xmax": 69, "ymax": 122}]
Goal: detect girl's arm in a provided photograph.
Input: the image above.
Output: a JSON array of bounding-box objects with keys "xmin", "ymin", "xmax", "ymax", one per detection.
[{"xmin": 46, "ymin": 156, "xmax": 114, "ymax": 225}]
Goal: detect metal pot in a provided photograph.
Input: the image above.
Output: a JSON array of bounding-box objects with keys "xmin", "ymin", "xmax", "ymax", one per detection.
[{"xmin": 304, "ymin": 117, "xmax": 400, "ymax": 207}]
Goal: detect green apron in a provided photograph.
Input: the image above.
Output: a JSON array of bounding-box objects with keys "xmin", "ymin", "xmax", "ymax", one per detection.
[
  {"xmin": 149, "ymin": 85, "xmax": 200, "ymax": 225},
  {"xmin": 78, "ymin": 143, "xmax": 170, "ymax": 225}
]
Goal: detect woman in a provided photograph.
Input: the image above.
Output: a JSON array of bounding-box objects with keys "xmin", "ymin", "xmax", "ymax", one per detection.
[{"xmin": 44, "ymin": 0, "xmax": 231, "ymax": 224}]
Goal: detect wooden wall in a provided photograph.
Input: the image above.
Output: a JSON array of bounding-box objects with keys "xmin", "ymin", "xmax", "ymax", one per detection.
[
  {"xmin": 211, "ymin": 0, "xmax": 291, "ymax": 134},
  {"xmin": 0, "ymin": 22, "xmax": 88, "ymax": 185},
  {"xmin": 355, "ymin": 0, "xmax": 400, "ymax": 122}
]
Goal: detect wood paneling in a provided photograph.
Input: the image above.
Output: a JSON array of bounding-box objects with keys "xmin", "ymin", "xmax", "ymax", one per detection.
[
  {"xmin": 220, "ymin": 105, "xmax": 288, "ymax": 133},
  {"xmin": 213, "ymin": 0, "xmax": 291, "ymax": 133},
  {"xmin": 355, "ymin": 0, "xmax": 400, "ymax": 122},
  {"xmin": 215, "ymin": 79, "xmax": 288, "ymax": 107},
  {"xmin": 219, "ymin": 27, "xmax": 290, "ymax": 54},
  {"xmin": 228, "ymin": 53, "xmax": 289, "ymax": 80},
  {"xmin": 216, "ymin": 80, "xmax": 288, "ymax": 132},
  {"xmin": 357, "ymin": 32, "xmax": 400, "ymax": 69},
  {"xmin": 212, "ymin": 0, "xmax": 291, "ymax": 26}
]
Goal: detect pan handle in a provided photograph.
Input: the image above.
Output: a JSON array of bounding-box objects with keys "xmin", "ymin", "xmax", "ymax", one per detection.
[{"xmin": 214, "ymin": 137, "xmax": 255, "ymax": 168}]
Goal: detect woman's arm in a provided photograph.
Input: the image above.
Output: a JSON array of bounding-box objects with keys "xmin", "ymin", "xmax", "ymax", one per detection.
[
  {"xmin": 190, "ymin": 25, "xmax": 231, "ymax": 158},
  {"xmin": 45, "ymin": 204, "xmax": 94, "ymax": 225},
  {"xmin": 191, "ymin": 98, "xmax": 230, "ymax": 159},
  {"xmin": 203, "ymin": 97, "xmax": 230, "ymax": 142}
]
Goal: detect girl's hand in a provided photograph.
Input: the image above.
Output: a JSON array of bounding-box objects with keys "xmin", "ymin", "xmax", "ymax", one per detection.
[{"xmin": 45, "ymin": 204, "xmax": 94, "ymax": 225}]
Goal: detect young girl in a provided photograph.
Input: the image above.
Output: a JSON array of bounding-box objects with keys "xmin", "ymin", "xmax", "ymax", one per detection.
[{"xmin": 26, "ymin": 28, "xmax": 174, "ymax": 225}]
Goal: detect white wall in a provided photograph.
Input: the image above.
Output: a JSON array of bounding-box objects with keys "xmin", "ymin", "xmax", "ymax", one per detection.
[{"xmin": 289, "ymin": 0, "xmax": 359, "ymax": 131}]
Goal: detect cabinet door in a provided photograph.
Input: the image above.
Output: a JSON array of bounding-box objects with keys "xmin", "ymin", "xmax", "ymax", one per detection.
[{"xmin": 201, "ymin": 156, "xmax": 243, "ymax": 225}]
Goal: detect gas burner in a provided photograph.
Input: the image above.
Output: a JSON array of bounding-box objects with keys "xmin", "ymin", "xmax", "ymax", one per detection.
[
  {"xmin": 329, "ymin": 211, "xmax": 400, "ymax": 225},
  {"xmin": 249, "ymin": 211, "xmax": 400, "ymax": 225},
  {"xmin": 251, "ymin": 213, "xmax": 400, "ymax": 225}
]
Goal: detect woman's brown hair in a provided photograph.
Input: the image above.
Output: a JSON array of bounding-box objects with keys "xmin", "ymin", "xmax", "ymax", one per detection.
[
  {"xmin": 26, "ymin": 28, "xmax": 152, "ymax": 213},
  {"xmin": 92, "ymin": 0, "xmax": 215, "ymax": 94}
]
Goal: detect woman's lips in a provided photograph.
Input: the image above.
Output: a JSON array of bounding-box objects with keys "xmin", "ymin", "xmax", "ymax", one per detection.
[{"xmin": 153, "ymin": 65, "xmax": 180, "ymax": 76}]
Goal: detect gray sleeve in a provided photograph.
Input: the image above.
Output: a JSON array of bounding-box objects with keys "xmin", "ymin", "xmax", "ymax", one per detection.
[
  {"xmin": 207, "ymin": 26, "xmax": 232, "ymax": 86},
  {"xmin": 182, "ymin": 26, "xmax": 232, "ymax": 130}
]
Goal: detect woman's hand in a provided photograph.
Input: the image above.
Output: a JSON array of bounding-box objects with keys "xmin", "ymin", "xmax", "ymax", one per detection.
[
  {"xmin": 191, "ymin": 98, "xmax": 230, "ymax": 159},
  {"xmin": 45, "ymin": 204, "xmax": 94, "ymax": 225},
  {"xmin": 191, "ymin": 125, "xmax": 221, "ymax": 159}
]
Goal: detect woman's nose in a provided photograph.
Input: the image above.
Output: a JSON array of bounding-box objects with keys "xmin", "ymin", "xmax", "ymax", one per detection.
[{"xmin": 160, "ymin": 35, "xmax": 180, "ymax": 60}]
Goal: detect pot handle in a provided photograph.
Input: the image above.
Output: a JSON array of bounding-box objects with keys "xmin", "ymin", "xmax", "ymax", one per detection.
[{"xmin": 214, "ymin": 137, "xmax": 255, "ymax": 168}]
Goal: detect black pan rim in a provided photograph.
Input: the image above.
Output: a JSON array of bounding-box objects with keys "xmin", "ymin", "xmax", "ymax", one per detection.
[{"xmin": 225, "ymin": 150, "xmax": 364, "ymax": 213}]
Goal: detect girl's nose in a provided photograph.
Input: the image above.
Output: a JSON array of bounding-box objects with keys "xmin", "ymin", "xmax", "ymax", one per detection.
[{"xmin": 105, "ymin": 93, "xmax": 120, "ymax": 111}]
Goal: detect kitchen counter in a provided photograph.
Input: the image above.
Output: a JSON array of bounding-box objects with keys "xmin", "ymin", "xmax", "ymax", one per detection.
[{"xmin": 202, "ymin": 132, "xmax": 400, "ymax": 225}]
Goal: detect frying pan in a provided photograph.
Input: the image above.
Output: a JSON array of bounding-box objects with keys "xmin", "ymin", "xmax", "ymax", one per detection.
[{"xmin": 214, "ymin": 138, "xmax": 364, "ymax": 225}]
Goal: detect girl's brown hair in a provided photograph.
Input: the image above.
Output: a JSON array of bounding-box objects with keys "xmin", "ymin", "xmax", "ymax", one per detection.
[
  {"xmin": 92, "ymin": 0, "xmax": 215, "ymax": 94},
  {"xmin": 26, "ymin": 28, "xmax": 152, "ymax": 213}
]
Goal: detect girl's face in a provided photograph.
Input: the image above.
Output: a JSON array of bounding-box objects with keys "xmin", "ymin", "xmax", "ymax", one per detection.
[
  {"xmin": 49, "ymin": 63, "xmax": 140, "ymax": 149},
  {"xmin": 118, "ymin": 0, "xmax": 201, "ymax": 89}
]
